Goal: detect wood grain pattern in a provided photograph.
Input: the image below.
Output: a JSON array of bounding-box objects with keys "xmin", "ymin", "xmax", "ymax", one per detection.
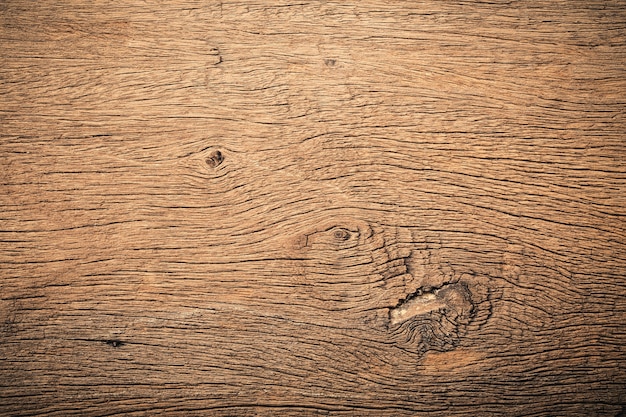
[{"xmin": 1, "ymin": 1, "xmax": 625, "ymax": 415}]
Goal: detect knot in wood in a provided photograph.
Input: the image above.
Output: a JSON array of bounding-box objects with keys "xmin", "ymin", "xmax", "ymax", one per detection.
[
  {"xmin": 205, "ymin": 150, "xmax": 224, "ymax": 168},
  {"xmin": 332, "ymin": 228, "xmax": 351, "ymax": 241}
]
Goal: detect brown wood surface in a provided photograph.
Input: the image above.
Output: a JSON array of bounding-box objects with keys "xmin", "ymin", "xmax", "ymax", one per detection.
[{"xmin": 1, "ymin": 1, "xmax": 626, "ymax": 416}]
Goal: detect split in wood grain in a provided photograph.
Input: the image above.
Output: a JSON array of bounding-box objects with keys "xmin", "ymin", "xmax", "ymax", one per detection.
[{"xmin": 389, "ymin": 282, "xmax": 455, "ymax": 326}]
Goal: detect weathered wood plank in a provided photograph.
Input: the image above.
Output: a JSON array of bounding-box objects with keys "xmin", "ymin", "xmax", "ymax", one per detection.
[{"xmin": 1, "ymin": 1, "xmax": 625, "ymax": 415}]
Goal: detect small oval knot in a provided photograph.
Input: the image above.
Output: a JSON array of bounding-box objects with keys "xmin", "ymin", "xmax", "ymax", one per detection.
[
  {"xmin": 205, "ymin": 150, "xmax": 224, "ymax": 168},
  {"xmin": 333, "ymin": 228, "xmax": 351, "ymax": 241}
]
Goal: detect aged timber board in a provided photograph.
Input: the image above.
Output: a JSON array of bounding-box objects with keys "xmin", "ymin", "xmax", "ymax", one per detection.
[{"xmin": 1, "ymin": 1, "xmax": 625, "ymax": 416}]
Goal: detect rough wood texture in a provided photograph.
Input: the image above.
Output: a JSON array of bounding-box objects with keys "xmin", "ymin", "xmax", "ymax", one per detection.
[{"xmin": 1, "ymin": 1, "xmax": 625, "ymax": 416}]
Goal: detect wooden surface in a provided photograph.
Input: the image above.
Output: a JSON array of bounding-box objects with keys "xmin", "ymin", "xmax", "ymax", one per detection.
[{"xmin": 1, "ymin": 1, "xmax": 626, "ymax": 416}]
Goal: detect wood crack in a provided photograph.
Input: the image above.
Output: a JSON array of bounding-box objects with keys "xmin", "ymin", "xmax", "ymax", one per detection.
[{"xmin": 388, "ymin": 281, "xmax": 455, "ymax": 326}]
